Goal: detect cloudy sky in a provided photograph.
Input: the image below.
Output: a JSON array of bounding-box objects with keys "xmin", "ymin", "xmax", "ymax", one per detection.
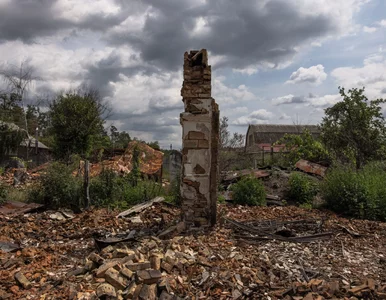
[{"xmin": 0, "ymin": 0, "xmax": 385, "ymax": 148}]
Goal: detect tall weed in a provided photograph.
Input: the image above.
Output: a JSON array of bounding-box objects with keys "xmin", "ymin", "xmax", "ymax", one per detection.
[
  {"xmin": 321, "ymin": 162, "xmax": 386, "ymax": 221},
  {"xmin": 287, "ymin": 172, "xmax": 318, "ymax": 204},
  {"xmin": 230, "ymin": 176, "xmax": 266, "ymax": 206}
]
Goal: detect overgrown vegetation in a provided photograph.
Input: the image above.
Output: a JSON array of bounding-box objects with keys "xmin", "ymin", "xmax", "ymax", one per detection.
[
  {"xmin": 27, "ymin": 161, "xmax": 166, "ymax": 210},
  {"xmin": 276, "ymin": 129, "xmax": 331, "ymax": 166},
  {"xmin": 28, "ymin": 162, "xmax": 83, "ymax": 210},
  {"xmin": 321, "ymin": 162, "xmax": 386, "ymax": 221},
  {"xmin": 219, "ymin": 116, "xmax": 246, "ymax": 174},
  {"xmin": 90, "ymin": 169, "xmax": 163, "ymax": 209},
  {"xmin": 50, "ymin": 88, "xmax": 110, "ymax": 161},
  {"xmin": 287, "ymin": 172, "xmax": 318, "ymax": 205},
  {"xmin": 320, "ymin": 87, "xmax": 386, "ymax": 169},
  {"xmin": 230, "ymin": 176, "xmax": 266, "ymax": 206},
  {"xmin": 0, "ymin": 183, "xmax": 7, "ymax": 204}
]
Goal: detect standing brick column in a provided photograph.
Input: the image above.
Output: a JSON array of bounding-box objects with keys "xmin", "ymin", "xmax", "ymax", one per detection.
[{"xmin": 180, "ymin": 49, "xmax": 219, "ymax": 227}]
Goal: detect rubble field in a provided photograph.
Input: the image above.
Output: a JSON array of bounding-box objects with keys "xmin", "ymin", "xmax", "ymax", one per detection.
[{"xmin": 1, "ymin": 202, "xmax": 386, "ymax": 299}]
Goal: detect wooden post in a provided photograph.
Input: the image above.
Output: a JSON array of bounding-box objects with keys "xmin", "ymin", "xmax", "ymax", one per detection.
[
  {"xmin": 262, "ymin": 148, "xmax": 265, "ymax": 165},
  {"xmin": 84, "ymin": 160, "xmax": 90, "ymax": 208},
  {"xmin": 270, "ymin": 145, "xmax": 274, "ymax": 162}
]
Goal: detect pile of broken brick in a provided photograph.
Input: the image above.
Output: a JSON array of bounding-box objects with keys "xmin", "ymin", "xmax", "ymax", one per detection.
[{"xmin": 1, "ymin": 200, "xmax": 386, "ymax": 299}]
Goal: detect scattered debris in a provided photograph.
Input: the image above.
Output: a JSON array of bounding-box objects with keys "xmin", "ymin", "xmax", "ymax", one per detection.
[
  {"xmin": 1, "ymin": 202, "xmax": 386, "ymax": 299},
  {"xmin": 117, "ymin": 196, "xmax": 165, "ymax": 218},
  {"xmin": 0, "ymin": 201, "xmax": 44, "ymax": 215}
]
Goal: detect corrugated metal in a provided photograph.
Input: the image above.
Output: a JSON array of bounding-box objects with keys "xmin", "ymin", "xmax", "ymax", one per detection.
[
  {"xmin": 246, "ymin": 124, "xmax": 320, "ymax": 149},
  {"xmin": 248, "ymin": 124, "xmax": 319, "ymax": 133}
]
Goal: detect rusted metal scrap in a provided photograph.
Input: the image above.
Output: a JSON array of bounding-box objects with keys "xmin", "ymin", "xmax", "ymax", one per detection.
[
  {"xmin": 0, "ymin": 201, "xmax": 44, "ymax": 215},
  {"xmin": 295, "ymin": 159, "xmax": 327, "ymax": 177}
]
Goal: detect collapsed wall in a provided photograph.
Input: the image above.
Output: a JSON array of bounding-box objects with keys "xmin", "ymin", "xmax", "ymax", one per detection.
[{"xmin": 180, "ymin": 49, "xmax": 219, "ymax": 227}]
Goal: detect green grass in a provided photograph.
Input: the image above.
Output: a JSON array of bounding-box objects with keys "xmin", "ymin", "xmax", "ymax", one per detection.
[{"xmin": 321, "ymin": 161, "xmax": 386, "ymax": 221}]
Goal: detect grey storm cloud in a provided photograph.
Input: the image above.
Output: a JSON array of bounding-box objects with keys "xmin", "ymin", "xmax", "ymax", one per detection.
[
  {"xmin": 1, "ymin": 0, "xmax": 339, "ymax": 72},
  {"xmin": 106, "ymin": 0, "xmax": 335, "ymax": 71},
  {"xmin": 0, "ymin": 0, "xmax": 131, "ymax": 43},
  {"xmin": 382, "ymin": 88, "xmax": 386, "ymax": 94}
]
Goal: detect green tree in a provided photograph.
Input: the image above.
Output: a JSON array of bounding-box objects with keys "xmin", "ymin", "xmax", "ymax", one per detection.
[
  {"xmin": 320, "ymin": 87, "xmax": 386, "ymax": 169},
  {"xmin": 0, "ymin": 122, "xmax": 27, "ymax": 162},
  {"xmin": 147, "ymin": 141, "xmax": 160, "ymax": 151},
  {"xmin": 49, "ymin": 89, "xmax": 109, "ymax": 161},
  {"xmin": 219, "ymin": 116, "xmax": 245, "ymax": 174},
  {"xmin": 110, "ymin": 125, "xmax": 131, "ymax": 149},
  {"xmin": 276, "ymin": 129, "xmax": 330, "ymax": 165}
]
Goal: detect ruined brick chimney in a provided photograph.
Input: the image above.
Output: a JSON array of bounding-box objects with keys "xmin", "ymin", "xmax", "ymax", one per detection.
[{"xmin": 180, "ymin": 49, "xmax": 219, "ymax": 227}]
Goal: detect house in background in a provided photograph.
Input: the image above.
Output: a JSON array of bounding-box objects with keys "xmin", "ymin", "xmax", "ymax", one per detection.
[
  {"xmin": 0, "ymin": 121, "xmax": 51, "ymax": 167},
  {"xmin": 245, "ymin": 124, "xmax": 320, "ymax": 153}
]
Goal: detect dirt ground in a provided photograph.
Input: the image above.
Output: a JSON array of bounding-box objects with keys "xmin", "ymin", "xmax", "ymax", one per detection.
[{"xmin": 1, "ymin": 201, "xmax": 385, "ymax": 299}]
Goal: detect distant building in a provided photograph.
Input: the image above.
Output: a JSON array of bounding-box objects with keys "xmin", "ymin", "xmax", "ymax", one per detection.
[
  {"xmin": 245, "ymin": 124, "xmax": 320, "ymax": 153},
  {"xmin": 0, "ymin": 121, "xmax": 51, "ymax": 167}
]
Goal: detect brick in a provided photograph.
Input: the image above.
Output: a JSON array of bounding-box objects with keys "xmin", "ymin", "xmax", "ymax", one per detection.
[
  {"xmin": 139, "ymin": 284, "xmax": 157, "ymax": 300},
  {"xmin": 159, "ymin": 290, "xmax": 177, "ymax": 300},
  {"xmin": 112, "ymin": 248, "xmax": 136, "ymax": 259},
  {"xmin": 161, "ymin": 261, "xmax": 174, "ymax": 273},
  {"xmin": 198, "ymin": 139, "xmax": 209, "ymax": 148},
  {"xmin": 88, "ymin": 253, "xmax": 104, "ymax": 265},
  {"xmin": 184, "ymin": 139, "xmax": 198, "ymax": 149},
  {"xmin": 126, "ymin": 281, "xmax": 137, "ymax": 299},
  {"xmin": 120, "ymin": 267, "xmax": 133, "ymax": 279},
  {"xmin": 125, "ymin": 261, "xmax": 151, "ymax": 272},
  {"xmin": 188, "ymin": 131, "xmax": 206, "ymax": 140},
  {"xmin": 96, "ymin": 283, "xmax": 116, "ymax": 298},
  {"xmin": 136, "ymin": 269, "xmax": 162, "ymax": 284},
  {"xmin": 150, "ymin": 256, "xmax": 161, "ymax": 270},
  {"xmin": 14, "ymin": 272, "xmax": 32, "ymax": 289},
  {"xmin": 104, "ymin": 268, "xmax": 129, "ymax": 290},
  {"xmin": 95, "ymin": 261, "xmax": 119, "ymax": 278}
]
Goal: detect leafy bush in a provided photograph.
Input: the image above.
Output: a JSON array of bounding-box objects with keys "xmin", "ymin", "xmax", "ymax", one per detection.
[
  {"xmin": 0, "ymin": 183, "xmax": 7, "ymax": 204},
  {"xmin": 27, "ymin": 162, "xmax": 83, "ymax": 209},
  {"xmin": 288, "ymin": 173, "xmax": 318, "ymax": 204},
  {"xmin": 6, "ymin": 188, "xmax": 27, "ymax": 203},
  {"xmin": 164, "ymin": 175, "xmax": 181, "ymax": 206},
  {"xmin": 276, "ymin": 129, "xmax": 331, "ymax": 166},
  {"xmin": 218, "ymin": 194, "xmax": 226, "ymax": 203},
  {"xmin": 89, "ymin": 168, "xmax": 164, "ymax": 209},
  {"xmin": 230, "ymin": 176, "xmax": 266, "ymax": 206},
  {"xmin": 321, "ymin": 162, "xmax": 386, "ymax": 221}
]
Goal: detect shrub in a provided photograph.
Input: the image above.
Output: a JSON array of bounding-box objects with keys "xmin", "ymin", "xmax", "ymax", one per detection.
[
  {"xmin": 0, "ymin": 183, "xmax": 7, "ymax": 204},
  {"xmin": 230, "ymin": 176, "xmax": 266, "ymax": 206},
  {"xmin": 320, "ymin": 162, "xmax": 386, "ymax": 221},
  {"xmin": 89, "ymin": 169, "xmax": 164, "ymax": 209},
  {"xmin": 218, "ymin": 194, "xmax": 226, "ymax": 203},
  {"xmin": 27, "ymin": 162, "xmax": 83, "ymax": 209},
  {"xmin": 89, "ymin": 168, "xmax": 117, "ymax": 206},
  {"xmin": 287, "ymin": 173, "xmax": 318, "ymax": 204}
]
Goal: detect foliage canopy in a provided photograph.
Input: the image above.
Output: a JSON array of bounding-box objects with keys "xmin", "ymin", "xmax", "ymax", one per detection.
[{"xmin": 320, "ymin": 87, "xmax": 386, "ymax": 169}]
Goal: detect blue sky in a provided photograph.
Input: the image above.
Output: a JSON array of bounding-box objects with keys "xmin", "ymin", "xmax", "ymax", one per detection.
[{"xmin": 0, "ymin": 0, "xmax": 385, "ymax": 148}]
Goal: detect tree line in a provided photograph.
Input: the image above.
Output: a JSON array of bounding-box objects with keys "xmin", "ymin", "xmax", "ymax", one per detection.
[{"xmin": 0, "ymin": 65, "xmax": 159, "ymax": 164}]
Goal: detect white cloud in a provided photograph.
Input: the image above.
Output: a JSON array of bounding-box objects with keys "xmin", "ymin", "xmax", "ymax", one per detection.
[
  {"xmin": 307, "ymin": 94, "xmax": 341, "ymax": 108},
  {"xmin": 272, "ymin": 94, "xmax": 308, "ymax": 105},
  {"xmin": 212, "ymin": 78, "xmax": 257, "ymax": 104},
  {"xmin": 363, "ymin": 26, "xmax": 377, "ymax": 33},
  {"xmin": 286, "ymin": 64, "xmax": 327, "ymax": 85},
  {"xmin": 379, "ymin": 20, "xmax": 386, "ymax": 27},
  {"xmin": 54, "ymin": 0, "xmax": 121, "ymax": 22},
  {"xmin": 331, "ymin": 53, "xmax": 386, "ymax": 98},
  {"xmin": 232, "ymin": 109, "xmax": 273, "ymax": 126}
]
